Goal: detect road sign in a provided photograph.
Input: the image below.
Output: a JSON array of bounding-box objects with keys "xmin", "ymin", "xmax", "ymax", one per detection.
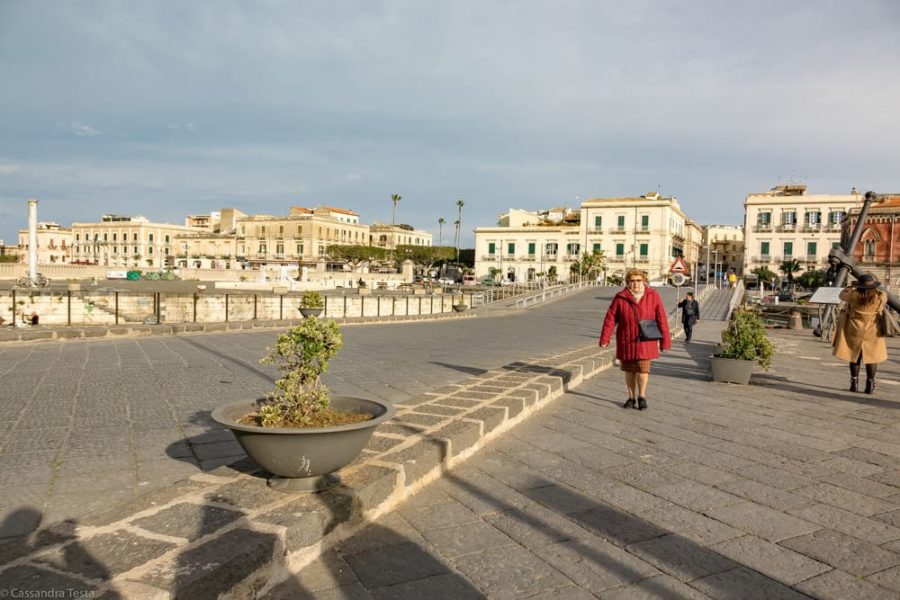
[
  {"xmin": 668, "ymin": 257, "xmax": 688, "ymax": 274},
  {"xmin": 671, "ymin": 273, "xmax": 687, "ymax": 286}
]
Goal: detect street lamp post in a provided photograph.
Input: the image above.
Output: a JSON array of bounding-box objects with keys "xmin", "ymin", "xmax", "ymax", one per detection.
[{"xmin": 712, "ymin": 250, "xmax": 719, "ymax": 289}]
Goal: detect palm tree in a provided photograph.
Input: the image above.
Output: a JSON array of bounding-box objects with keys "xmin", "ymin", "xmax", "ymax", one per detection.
[
  {"xmin": 779, "ymin": 258, "xmax": 802, "ymax": 285},
  {"xmin": 390, "ymin": 193, "xmax": 401, "ymax": 245},
  {"xmin": 455, "ymin": 200, "xmax": 465, "ymax": 265},
  {"xmin": 438, "ymin": 217, "xmax": 446, "ymax": 247}
]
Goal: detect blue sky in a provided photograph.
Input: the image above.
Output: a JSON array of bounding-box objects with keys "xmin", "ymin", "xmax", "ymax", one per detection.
[{"xmin": 2, "ymin": 1, "xmax": 899, "ymax": 247}]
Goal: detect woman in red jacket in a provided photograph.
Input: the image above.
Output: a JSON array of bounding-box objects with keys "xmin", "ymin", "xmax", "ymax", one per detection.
[{"xmin": 599, "ymin": 268, "xmax": 672, "ymax": 410}]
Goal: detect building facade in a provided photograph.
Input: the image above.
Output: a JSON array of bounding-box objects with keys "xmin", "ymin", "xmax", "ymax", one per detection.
[
  {"xmin": 703, "ymin": 225, "xmax": 745, "ymax": 279},
  {"xmin": 743, "ymin": 185, "xmax": 861, "ymax": 276},
  {"xmin": 474, "ymin": 208, "xmax": 581, "ymax": 283},
  {"xmin": 578, "ymin": 192, "xmax": 687, "ymax": 280},
  {"xmin": 70, "ymin": 215, "xmax": 202, "ymax": 268},
  {"xmin": 845, "ymin": 195, "xmax": 900, "ymax": 291},
  {"xmin": 17, "ymin": 222, "xmax": 73, "ymax": 265},
  {"xmin": 235, "ymin": 206, "xmax": 370, "ymax": 267},
  {"xmin": 369, "ymin": 223, "xmax": 433, "ymax": 249}
]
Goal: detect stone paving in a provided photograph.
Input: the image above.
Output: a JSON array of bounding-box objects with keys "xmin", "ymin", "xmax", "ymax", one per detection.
[
  {"xmin": 0, "ymin": 285, "xmax": 667, "ymax": 537},
  {"xmin": 274, "ymin": 314, "xmax": 900, "ymax": 599}
]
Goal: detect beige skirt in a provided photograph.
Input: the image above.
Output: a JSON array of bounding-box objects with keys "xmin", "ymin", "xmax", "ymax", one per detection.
[{"xmin": 620, "ymin": 359, "xmax": 651, "ymax": 374}]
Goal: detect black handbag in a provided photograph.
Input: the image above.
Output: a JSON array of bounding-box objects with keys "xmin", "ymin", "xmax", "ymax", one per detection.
[{"xmin": 631, "ymin": 303, "xmax": 664, "ymax": 341}]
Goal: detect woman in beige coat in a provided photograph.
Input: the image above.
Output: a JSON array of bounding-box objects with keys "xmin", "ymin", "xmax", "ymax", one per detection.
[{"xmin": 832, "ymin": 273, "xmax": 888, "ymax": 394}]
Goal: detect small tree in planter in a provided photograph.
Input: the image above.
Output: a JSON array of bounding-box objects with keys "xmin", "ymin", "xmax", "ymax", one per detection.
[
  {"xmin": 452, "ymin": 294, "xmax": 468, "ymax": 312},
  {"xmin": 711, "ymin": 309, "xmax": 774, "ymax": 384},
  {"xmin": 299, "ymin": 290, "xmax": 324, "ymax": 318},
  {"xmin": 212, "ymin": 317, "xmax": 395, "ymax": 491}
]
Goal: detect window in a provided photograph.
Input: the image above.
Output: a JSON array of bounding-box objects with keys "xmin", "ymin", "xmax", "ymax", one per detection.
[
  {"xmin": 488, "ymin": 242, "xmax": 496, "ymax": 255},
  {"xmin": 594, "ymin": 215, "xmax": 602, "ymax": 230},
  {"xmin": 757, "ymin": 212, "xmax": 771, "ymax": 227},
  {"xmin": 112, "ymin": 246, "xmax": 117, "ymax": 254},
  {"xmin": 76, "ymin": 233, "xmax": 80, "ymax": 241},
  {"xmin": 149, "ymin": 233, "xmax": 154, "ymax": 242},
  {"xmin": 164, "ymin": 248, "xmax": 169, "ymax": 255},
  {"xmin": 165, "ymin": 235, "xmax": 170, "ymax": 243},
  {"xmin": 259, "ymin": 244, "xmax": 267, "ymax": 253},
  {"xmin": 134, "ymin": 246, "xmax": 139, "ymax": 254},
  {"xmin": 297, "ymin": 225, "xmax": 302, "ymax": 234},
  {"xmin": 527, "ymin": 242, "xmax": 536, "ymax": 255},
  {"xmin": 261, "ymin": 226, "xmax": 266, "ymax": 235},
  {"xmin": 545, "ymin": 242, "xmax": 558, "ymax": 256},
  {"xmin": 279, "ymin": 225, "xmax": 284, "ymax": 234},
  {"xmin": 864, "ymin": 240, "xmax": 875, "ymax": 257},
  {"xmin": 641, "ymin": 215, "xmax": 649, "ymax": 230},
  {"xmin": 567, "ymin": 243, "xmax": 580, "ymax": 256},
  {"xmin": 782, "ymin": 211, "xmax": 796, "ymax": 227},
  {"xmin": 507, "ymin": 242, "xmax": 515, "ymax": 255},
  {"xmin": 807, "ymin": 241, "xmax": 817, "ymax": 257},
  {"xmin": 783, "ymin": 242, "xmax": 793, "ymax": 258},
  {"xmin": 276, "ymin": 243, "xmax": 284, "ymax": 255},
  {"xmin": 592, "ymin": 243, "xmax": 602, "ymax": 253},
  {"xmin": 296, "ymin": 244, "xmax": 303, "ymax": 254},
  {"xmin": 133, "ymin": 233, "xmax": 138, "ymax": 241},
  {"xmin": 112, "ymin": 233, "xmax": 117, "ymax": 241},
  {"xmin": 760, "ymin": 242, "xmax": 770, "ymax": 256},
  {"xmin": 832, "ymin": 242, "xmax": 841, "ymax": 250},
  {"xmin": 616, "ymin": 243, "xmax": 624, "ymax": 257},
  {"xmin": 829, "ymin": 211, "xmax": 845, "ymax": 225},
  {"xmin": 103, "ymin": 233, "xmax": 108, "ymax": 241},
  {"xmin": 639, "ymin": 243, "xmax": 648, "ymax": 257},
  {"xmin": 805, "ymin": 211, "xmax": 821, "ymax": 227},
  {"xmin": 617, "ymin": 215, "xmax": 625, "ymax": 229}
]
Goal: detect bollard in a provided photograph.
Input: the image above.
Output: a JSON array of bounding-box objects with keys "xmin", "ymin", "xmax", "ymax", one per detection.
[{"xmin": 788, "ymin": 310, "xmax": 803, "ymax": 330}]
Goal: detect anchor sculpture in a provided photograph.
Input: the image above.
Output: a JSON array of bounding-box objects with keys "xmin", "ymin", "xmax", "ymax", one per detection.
[{"xmin": 815, "ymin": 191, "xmax": 900, "ymax": 340}]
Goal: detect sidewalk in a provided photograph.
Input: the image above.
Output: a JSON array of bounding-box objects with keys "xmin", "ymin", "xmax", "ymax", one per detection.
[{"xmin": 279, "ymin": 320, "xmax": 900, "ymax": 599}]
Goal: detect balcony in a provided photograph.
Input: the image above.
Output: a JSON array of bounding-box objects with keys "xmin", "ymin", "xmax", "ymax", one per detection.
[
  {"xmin": 777, "ymin": 224, "xmax": 796, "ymax": 232},
  {"xmin": 590, "ymin": 227, "xmax": 603, "ymax": 233},
  {"xmin": 752, "ymin": 225, "xmax": 773, "ymax": 233},
  {"xmin": 481, "ymin": 254, "xmax": 497, "ymax": 260},
  {"xmin": 802, "ymin": 224, "xmax": 821, "ymax": 232},
  {"xmin": 804, "ymin": 255, "xmax": 818, "ymax": 262},
  {"xmin": 609, "ymin": 228, "xmax": 626, "ymax": 234},
  {"xmin": 519, "ymin": 255, "xmax": 537, "ymax": 261},
  {"xmin": 823, "ymin": 223, "xmax": 842, "ymax": 232},
  {"xmin": 755, "ymin": 255, "xmax": 772, "ymax": 262},
  {"xmin": 634, "ymin": 257, "xmax": 650, "ymax": 264}
]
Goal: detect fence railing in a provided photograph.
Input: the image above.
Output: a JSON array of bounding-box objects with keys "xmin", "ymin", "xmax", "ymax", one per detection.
[{"xmin": 514, "ymin": 280, "xmax": 597, "ymax": 309}]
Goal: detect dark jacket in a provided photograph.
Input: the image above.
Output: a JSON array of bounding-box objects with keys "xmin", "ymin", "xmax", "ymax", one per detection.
[
  {"xmin": 599, "ymin": 287, "xmax": 672, "ymax": 361},
  {"xmin": 678, "ymin": 298, "xmax": 700, "ymax": 324}
]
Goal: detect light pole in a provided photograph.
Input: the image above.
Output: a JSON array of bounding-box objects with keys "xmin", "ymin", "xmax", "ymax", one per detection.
[{"xmin": 712, "ymin": 250, "xmax": 719, "ymax": 289}]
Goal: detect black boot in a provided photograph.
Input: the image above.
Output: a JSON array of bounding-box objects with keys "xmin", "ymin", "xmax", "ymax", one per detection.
[
  {"xmin": 623, "ymin": 398, "xmax": 636, "ymax": 409},
  {"xmin": 637, "ymin": 397, "xmax": 648, "ymax": 411},
  {"xmin": 849, "ymin": 377, "xmax": 858, "ymax": 393},
  {"xmin": 865, "ymin": 379, "xmax": 875, "ymax": 395}
]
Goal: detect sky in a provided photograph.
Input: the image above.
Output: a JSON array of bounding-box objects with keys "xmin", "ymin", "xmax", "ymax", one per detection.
[{"xmin": 2, "ymin": 0, "xmax": 900, "ymax": 247}]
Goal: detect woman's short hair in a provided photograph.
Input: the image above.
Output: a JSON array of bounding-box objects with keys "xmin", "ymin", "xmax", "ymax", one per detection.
[{"xmin": 625, "ymin": 268, "xmax": 648, "ymax": 283}]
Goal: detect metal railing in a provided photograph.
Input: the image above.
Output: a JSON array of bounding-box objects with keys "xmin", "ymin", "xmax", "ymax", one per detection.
[{"xmin": 514, "ymin": 280, "xmax": 597, "ymax": 309}]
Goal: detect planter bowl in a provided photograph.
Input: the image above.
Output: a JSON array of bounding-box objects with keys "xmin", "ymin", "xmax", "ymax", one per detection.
[
  {"xmin": 452, "ymin": 304, "xmax": 468, "ymax": 312},
  {"xmin": 710, "ymin": 355, "xmax": 755, "ymax": 385},
  {"xmin": 211, "ymin": 396, "xmax": 395, "ymax": 492},
  {"xmin": 298, "ymin": 307, "xmax": 324, "ymax": 318}
]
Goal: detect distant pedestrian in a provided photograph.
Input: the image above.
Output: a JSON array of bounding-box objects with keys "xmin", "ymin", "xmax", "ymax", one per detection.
[
  {"xmin": 599, "ymin": 268, "xmax": 671, "ymax": 410},
  {"xmin": 832, "ymin": 273, "xmax": 888, "ymax": 395},
  {"xmin": 677, "ymin": 292, "xmax": 700, "ymax": 342},
  {"xmin": 29, "ymin": 311, "xmax": 39, "ymax": 326}
]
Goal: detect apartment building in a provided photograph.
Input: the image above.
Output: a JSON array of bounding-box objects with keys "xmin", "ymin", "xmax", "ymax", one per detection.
[
  {"xmin": 70, "ymin": 215, "xmax": 204, "ymax": 268},
  {"xmin": 578, "ymin": 192, "xmax": 688, "ymax": 280},
  {"xmin": 235, "ymin": 206, "xmax": 370, "ymax": 267},
  {"xmin": 474, "ymin": 208, "xmax": 581, "ymax": 283},
  {"xmin": 683, "ymin": 220, "xmax": 704, "ymax": 277},
  {"xmin": 16, "ymin": 222, "xmax": 73, "ymax": 265},
  {"xmin": 704, "ymin": 225, "xmax": 745, "ymax": 278},
  {"xmin": 369, "ymin": 223, "xmax": 433, "ymax": 249},
  {"xmin": 743, "ymin": 185, "xmax": 861, "ymax": 275}
]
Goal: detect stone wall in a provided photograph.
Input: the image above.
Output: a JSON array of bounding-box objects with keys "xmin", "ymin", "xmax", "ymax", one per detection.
[{"xmin": 0, "ymin": 290, "xmax": 470, "ymax": 326}]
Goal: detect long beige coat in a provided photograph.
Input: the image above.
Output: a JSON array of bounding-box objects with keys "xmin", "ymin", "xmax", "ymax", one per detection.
[{"xmin": 832, "ymin": 288, "xmax": 888, "ymax": 363}]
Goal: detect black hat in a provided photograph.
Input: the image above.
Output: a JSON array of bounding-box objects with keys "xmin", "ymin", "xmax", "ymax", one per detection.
[{"xmin": 853, "ymin": 273, "xmax": 881, "ymax": 290}]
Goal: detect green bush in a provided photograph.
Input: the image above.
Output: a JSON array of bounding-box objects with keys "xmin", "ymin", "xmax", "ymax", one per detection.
[
  {"xmin": 718, "ymin": 309, "xmax": 774, "ymax": 369},
  {"xmin": 300, "ymin": 290, "xmax": 324, "ymax": 309},
  {"xmin": 258, "ymin": 318, "xmax": 343, "ymax": 427}
]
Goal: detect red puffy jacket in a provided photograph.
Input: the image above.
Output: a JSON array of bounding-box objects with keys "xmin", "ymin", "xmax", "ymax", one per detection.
[{"xmin": 599, "ymin": 287, "xmax": 672, "ymax": 360}]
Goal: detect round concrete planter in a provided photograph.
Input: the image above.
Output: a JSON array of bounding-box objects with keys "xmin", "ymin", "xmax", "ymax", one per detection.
[
  {"xmin": 710, "ymin": 356, "xmax": 755, "ymax": 385},
  {"xmin": 298, "ymin": 307, "xmax": 324, "ymax": 318},
  {"xmin": 452, "ymin": 304, "xmax": 468, "ymax": 312},
  {"xmin": 211, "ymin": 396, "xmax": 395, "ymax": 492}
]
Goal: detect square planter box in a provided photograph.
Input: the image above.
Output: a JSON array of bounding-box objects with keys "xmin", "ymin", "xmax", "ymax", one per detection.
[{"xmin": 358, "ymin": 287, "xmax": 372, "ymax": 296}]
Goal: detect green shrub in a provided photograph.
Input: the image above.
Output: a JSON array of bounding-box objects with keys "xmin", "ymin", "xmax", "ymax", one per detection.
[
  {"xmin": 300, "ymin": 290, "xmax": 324, "ymax": 309},
  {"xmin": 718, "ymin": 309, "xmax": 774, "ymax": 369}
]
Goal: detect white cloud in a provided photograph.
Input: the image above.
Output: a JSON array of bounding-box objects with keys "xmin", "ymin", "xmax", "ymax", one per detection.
[
  {"xmin": 70, "ymin": 122, "xmax": 101, "ymax": 137},
  {"xmin": 0, "ymin": 164, "xmax": 22, "ymax": 175}
]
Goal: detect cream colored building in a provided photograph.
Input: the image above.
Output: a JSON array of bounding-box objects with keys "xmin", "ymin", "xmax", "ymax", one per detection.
[
  {"xmin": 17, "ymin": 222, "xmax": 73, "ymax": 265},
  {"xmin": 703, "ymin": 225, "xmax": 745, "ymax": 279},
  {"xmin": 369, "ymin": 223, "xmax": 433, "ymax": 249},
  {"xmin": 235, "ymin": 206, "xmax": 370, "ymax": 267},
  {"xmin": 683, "ymin": 220, "xmax": 704, "ymax": 278},
  {"xmin": 578, "ymin": 192, "xmax": 688, "ymax": 280},
  {"xmin": 70, "ymin": 215, "xmax": 205, "ymax": 268},
  {"xmin": 474, "ymin": 208, "xmax": 581, "ymax": 283},
  {"xmin": 743, "ymin": 185, "xmax": 861, "ymax": 275}
]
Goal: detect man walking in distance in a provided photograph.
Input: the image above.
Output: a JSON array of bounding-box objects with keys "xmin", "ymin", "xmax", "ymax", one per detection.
[{"xmin": 677, "ymin": 291, "xmax": 700, "ymax": 343}]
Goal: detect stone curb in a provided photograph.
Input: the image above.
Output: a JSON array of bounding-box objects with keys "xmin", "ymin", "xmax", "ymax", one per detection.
[{"xmin": 0, "ymin": 342, "xmax": 615, "ymax": 598}]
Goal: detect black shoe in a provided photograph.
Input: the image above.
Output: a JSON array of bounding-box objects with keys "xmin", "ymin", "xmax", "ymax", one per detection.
[
  {"xmin": 637, "ymin": 397, "xmax": 648, "ymax": 410},
  {"xmin": 623, "ymin": 398, "xmax": 636, "ymax": 409},
  {"xmin": 849, "ymin": 377, "xmax": 858, "ymax": 393},
  {"xmin": 865, "ymin": 379, "xmax": 875, "ymax": 395}
]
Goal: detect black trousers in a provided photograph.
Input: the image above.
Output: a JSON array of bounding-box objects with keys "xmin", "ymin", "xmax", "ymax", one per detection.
[{"xmin": 683, "ymin": 320, "xmax": 694, "ymax": 341}]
